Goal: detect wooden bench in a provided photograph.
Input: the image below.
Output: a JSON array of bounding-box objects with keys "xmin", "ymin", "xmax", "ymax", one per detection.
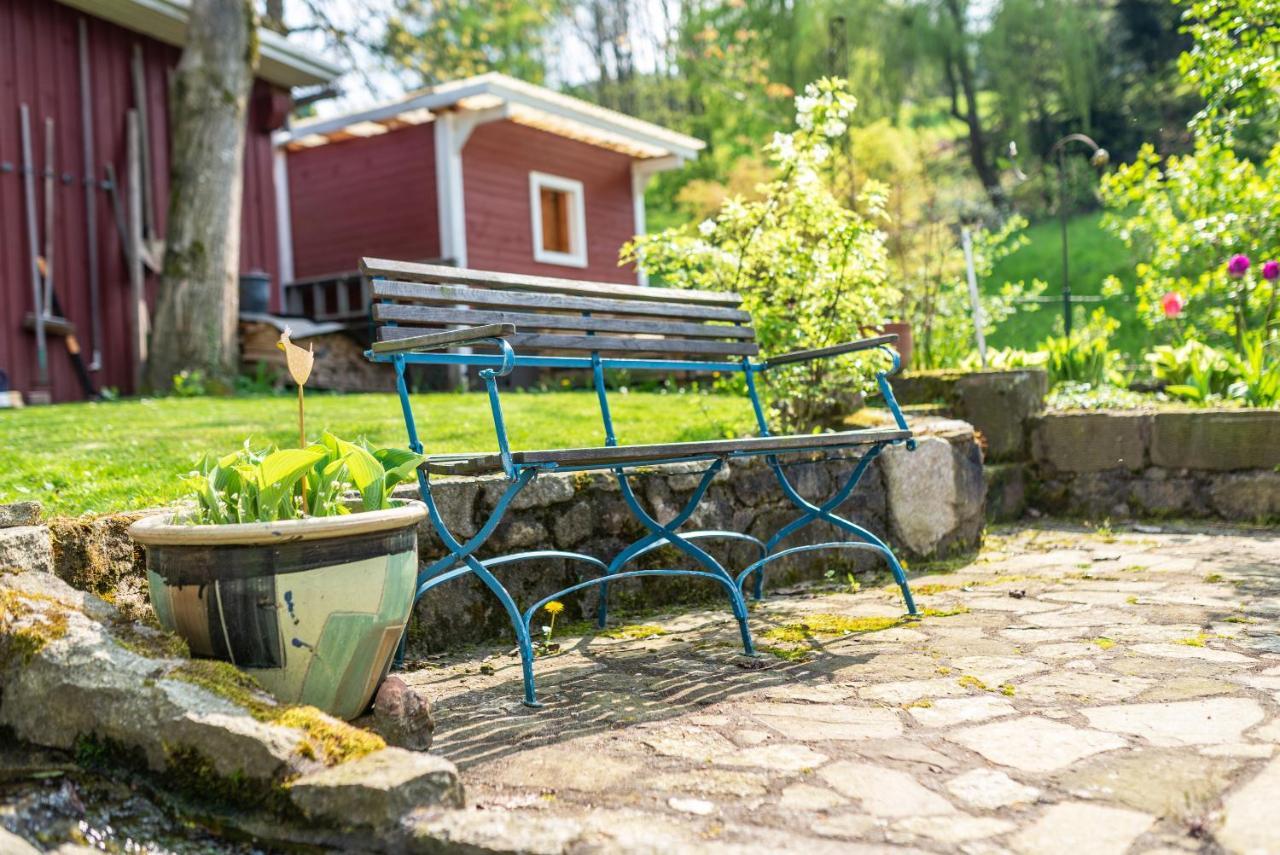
[{"xmin": 363, "ymin": 257, "xmax": 919, "ymax": 707}]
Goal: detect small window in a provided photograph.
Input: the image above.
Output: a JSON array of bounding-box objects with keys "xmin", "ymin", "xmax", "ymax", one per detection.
[{"xmin": 529, "ymin": 171, "xmax": 587, "ymax": 267}]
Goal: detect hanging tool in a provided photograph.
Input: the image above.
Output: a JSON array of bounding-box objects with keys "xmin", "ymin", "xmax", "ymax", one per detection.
[
  {"xmin": 42, "ymin": 117, "xmax": 56, "ymax": 319},
  {"xmin": 24, "ymin": 259, "xmax": 98, "ymax": 400},
  {"xmin": 20, "ymin": 104, "xmax": 48, "ymax": 388},
  {"xmin": 127, "ymin": 110, "xmax": 148, "ymax": 392},
  {"xmin": 131, "ymin": 44, "xmax": 163, "ymax": 270},
  {"xmin": 104, "ymin": 162, "xmax": 131, "ymax": 268},
  {"xmin": 79, "ymin": 17, "xmax": 103, "ymax": 372}
]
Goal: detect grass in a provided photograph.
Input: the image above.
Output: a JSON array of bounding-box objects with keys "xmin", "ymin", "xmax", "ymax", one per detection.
[
  {"xmin": 987, "ymin": 211, "xmax": 1147, "ymax": 357},
  {"xmin": 0, "ymin": 390, "xmax": 756, "ymax": 517}
]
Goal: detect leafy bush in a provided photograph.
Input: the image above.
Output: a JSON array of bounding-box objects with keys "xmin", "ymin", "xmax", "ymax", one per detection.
[
  {"xmin": 1040, "ymin": 310, "xmax": 1125, "ymax": 387},
  {"xmin": 623, "ymin": 79, "xmax": 897, "ymax": 430},
  {"xmin": 1230, "ymin": 333, "xmax": 1280, "ymax": 407},
  {"xmin": 182, "ymin": 432, "xmax": 423, "ymax": 525},
  {"xmin": 958, "ymin": 347, "xmax": 1049, "ymax": 371},
  {"xmin": 1144, "ymin": 340, "xmax": 1240, "ymax": 402}
]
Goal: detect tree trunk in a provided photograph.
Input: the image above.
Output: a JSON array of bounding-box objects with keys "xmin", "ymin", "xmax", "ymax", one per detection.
[
  {"xmin": 147, "ymin": 0, "xmax": 257, "ymax": 391},
  {"xmin": 941, "ymin": 0, "xmax": 1002, "ymax": 204}
]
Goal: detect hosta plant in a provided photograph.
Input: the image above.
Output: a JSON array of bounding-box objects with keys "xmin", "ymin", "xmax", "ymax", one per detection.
[{"xmin": 182, "ymin": 432, "xmax": 424, "ymax": 525}]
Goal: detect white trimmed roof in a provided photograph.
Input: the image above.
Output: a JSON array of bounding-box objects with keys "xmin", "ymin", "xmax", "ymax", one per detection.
[
  {"xmin": 58, "ymin": 0, "xmax": 341, "ymax": 89},
  {"xmin": 279, "ymin": 72, "xmax": 705, "ymax": 161}
]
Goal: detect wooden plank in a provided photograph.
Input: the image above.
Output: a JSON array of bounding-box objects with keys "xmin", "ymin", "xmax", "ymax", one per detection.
[
  {"xmin": 378, "ymin": 327, "xmax": 758, "ymax": 357},
  {"xmin": 369, "ymin": 323, "xmax": 516, "ymax": 354},
  {"xmin": 373, "ymin": 304, "xmax": 756, "ymax": 340},
  {"xmin": 765, "ymin": 334, "xmax": 899, "ymax": 367},
  {"xmin": 424, "ymin": 428, "xmax": 911, "ymax": 475},
  {"xmin": 372, "ymin": 280, "xmax": 751, "ymax": 323},
  {"xmin": 361, "ymin": 258, "xmax": 743, "ymax": 307}
]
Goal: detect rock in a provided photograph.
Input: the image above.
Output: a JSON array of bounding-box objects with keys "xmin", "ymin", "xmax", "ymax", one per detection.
[
  {"xmin": 944, "ymin": 768, "xmax": 1040, "ymax": 810},
  {"xmin": 1031, "ymin": 412, "xmax": 1149, "ymax": 473},
  {"xmin": 1150, "ymin": 410, "xmax": 1280, "ymax": 471},
  {"xmin": 360, "ymin": 675, "xmax": 435, "ymax": 751},
  {"xmin": 945, "ymin": 715, "xmax": 1126, "ymax": 773},
  {"xmin": 0, "ymin": 828, "xmax": 40, "ymax": 855},
  {"xmin": 952, "ymin": 369, "xmax": 1047, "ymax": 462},
  {"xmin": 0, "ymin": 502, "xmax": 41, "ymax": 528},
  {"xmin": 1009, "ymin": 802, "xmax": 1152, "ymax": 855},
  {"xmin": 816, "ymin": 760, "xmax": 955, "ymax": 816},
  {"xmin": 1079, "ymin": 697, "xmax": 1265, "ymax": 746},
  {"xmin": 742, "ymin": 701, "xmax": 903, "ymax": 741},
  {"xmin": 1058, "ymin": 749, "xmax": 1240, "ymax": 815},
  {"xmin": 287, "ymin": 748, "xmax": 463, "ymax": 829},
  {"xmin": 881, "ymin": 437, "xmax": 959, "ymax": 557},
  {"xmin": 986, "ymin": 462, "xmax": 1028, "ymax": 522},
  {"xmin": 1207, "ymin": 471, "xmax": 1280, "ymax": 521},
  {"xmin": 0, "ymin": 525, "xmax": 53, "ymax": 574},
  {"xmin": 508, "ymin": 474, "xmax": 575, "ymax": 511},
  {"xmin": 1218, "ymin": 755, "xmax": 1280, "ymax": 853}
]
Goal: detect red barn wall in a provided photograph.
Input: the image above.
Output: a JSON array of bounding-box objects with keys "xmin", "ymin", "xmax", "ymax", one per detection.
[
  {"xmin": 462, "ymin": 121, "xmax": 638, "ymax": 284},
  {"xmin": 0, "ymin": 0, "xmax": 283, "ymax": 402},
  {"xmin": 286, "ymin": 123, "xmax": 440, "ymax": 279}
]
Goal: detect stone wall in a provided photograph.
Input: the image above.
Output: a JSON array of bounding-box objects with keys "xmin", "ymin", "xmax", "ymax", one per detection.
[
  {"xmin": 1029, "ymin": 409, "xmax": 1280, "ymax": 522},
  {"xmin": 399, "ymin": 419, "xmax": 984, "ymax": 650},
  {"xmin": 8, "ymin": 421, "xmax": 984, "ymax": 654}
]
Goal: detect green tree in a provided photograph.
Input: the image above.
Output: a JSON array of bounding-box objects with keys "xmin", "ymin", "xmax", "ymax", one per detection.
[{"xmin": 1180, "ymin": 0, "xmax": 1280, "ymax": 143}]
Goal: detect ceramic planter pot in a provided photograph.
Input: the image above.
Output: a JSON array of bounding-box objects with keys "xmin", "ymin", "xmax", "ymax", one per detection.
[{"xmin": 129, "ymin": 501, "xmax": 426, "ymax": 720}]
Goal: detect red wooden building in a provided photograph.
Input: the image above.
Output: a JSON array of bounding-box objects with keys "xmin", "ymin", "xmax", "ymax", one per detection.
[
  {"xmin": 0, "ymin": 0, "xmax": 338, "ymax": 402},
  {"xmin": 278, "ymin": 73, "xmax": 704, "ymax": 322}
]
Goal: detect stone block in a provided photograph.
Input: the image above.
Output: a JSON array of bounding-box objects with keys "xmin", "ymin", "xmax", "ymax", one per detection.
[
  {"xmin": 952, "ymin": 369, "xmax": 1048, "ymax": 462},
  {"xmin": 1128, "ymin": 474, "xmax": 1202, "ymax": 517},
  {"xmin": 1032, "ymin": 412, "xmax": 1149, "ymax": 473},
  {"xmin": 287, "ymin": 748, "xmax": 463, "ymax": 829},
  {"xmin": 0, "ymin": 502, "xmax": 41, "ymax": 528},
  {"xmin": 888, "ymin": 371, "xmax": 963, "ymax": 406},
  {"xmin": 985, "ymin": 463, "xmax": 1028, "ymax": 522},
  {"xmin": 881, "ymin": 437, "xmax": 960, "ymax": 557},
  {"xmin": 1207, "ymin": 471, "xmax": 1280, "ymax": 521},
  {"xmin": 1150, "ymin": 410, "xmax": 1280, "ymax": 471},
  {"xmin": 0, "ymin": 525, "xmax": 53, "ymax": 574}
]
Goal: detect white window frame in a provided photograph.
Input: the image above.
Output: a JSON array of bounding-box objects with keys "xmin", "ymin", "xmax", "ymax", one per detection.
[{"xmin": 528, "ymin": 171, "xmax": 588, "ymax": 268}]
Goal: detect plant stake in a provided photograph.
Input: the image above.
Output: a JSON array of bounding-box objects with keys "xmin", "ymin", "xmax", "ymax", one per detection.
[{"xmin": 277, "ymin": 327, "xmax": 314, "ymax": 448}]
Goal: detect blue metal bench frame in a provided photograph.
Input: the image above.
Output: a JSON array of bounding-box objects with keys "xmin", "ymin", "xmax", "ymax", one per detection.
[{"xmin": 368, "ymin": 327, "xmax": 918, "ymax": 707}]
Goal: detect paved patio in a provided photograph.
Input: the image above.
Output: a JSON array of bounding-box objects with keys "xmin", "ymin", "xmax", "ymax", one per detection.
[{"xmin": 401, "ymin": 523, "xmax": 1280, "ymax": 854}]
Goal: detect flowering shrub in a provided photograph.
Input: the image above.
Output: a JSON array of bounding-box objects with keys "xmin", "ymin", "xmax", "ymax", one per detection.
[
  {"xmin": 623, "ymin": 79, "xmax": 898, "ymax": 429},
  {"xmin": 1101, "ymin": 140, "xmax": 1280, "ymax": 349}
]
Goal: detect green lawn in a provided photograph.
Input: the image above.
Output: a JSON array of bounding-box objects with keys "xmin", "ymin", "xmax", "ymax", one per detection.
[
  {"xmin": 0, "ymin": 391, "xmax": 756, "ymax": 517},
  {"xmin": 987, "ymin": 212, "xmax": 1147, "ymax": 356}
]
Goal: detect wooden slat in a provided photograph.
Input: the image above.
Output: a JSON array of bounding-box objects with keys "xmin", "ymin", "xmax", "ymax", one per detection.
[
  {"xmin": 423, "ymin": 428, "xmax": 911, "ymax": 475},
  {"xmin": 378, "ymin": 327, "xmax": 759, "ymax": 357},
  {"xmin": 369, "ymin": 323, "xmax": 515, "ymax": 354},
  {"xmin": 373, "ymin": 304, "xmax": 756, "ymax": 340},
  {"xmin": 372, "ymin": 280, "xmax": 751, "ymax": 323},
  {"xmin": 361, "ymin": 258, "xmax": 743, "ymax": 307}
]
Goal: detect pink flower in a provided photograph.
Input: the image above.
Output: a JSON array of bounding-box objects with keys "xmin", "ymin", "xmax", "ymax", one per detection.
[
  {"xmin": 1227, "ymin": 254, "xmax": 1251, "ymax": 277},
  {"xmin": 1161, "ymin": 291, "xmax": 1185, "ymax": 319},
  {"xmin": 1263, "ymin": 260, "xmax": 1280, "ymax": 281}
]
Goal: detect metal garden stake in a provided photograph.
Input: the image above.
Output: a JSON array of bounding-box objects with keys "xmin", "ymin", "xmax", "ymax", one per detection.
[{"xmin": 278, "ymin": 328, "xmax": 315, "ymax": 449}]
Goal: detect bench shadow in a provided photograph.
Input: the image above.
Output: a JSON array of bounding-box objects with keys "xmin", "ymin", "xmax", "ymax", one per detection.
[{"xmin": 407, "ymin": 609, "xmax": 880, "ymax": 770}]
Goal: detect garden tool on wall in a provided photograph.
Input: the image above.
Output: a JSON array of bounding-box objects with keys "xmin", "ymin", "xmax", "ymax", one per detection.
[
  {"xmin": 131, "ymin": 44, "xmax": 164, "ymax": 271},
  {"xmin": 19, "ymin": 104, "xmax": 48, "ymax": 389},
  {"xmin": 80, "ymin": 17, "xmax": 103, "ymax": 372}
]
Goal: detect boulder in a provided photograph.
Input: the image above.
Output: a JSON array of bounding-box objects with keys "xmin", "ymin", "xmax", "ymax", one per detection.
[
  {"xmin": 0, "ymin": 525, "xmax": 53, "ymax": 574},
  {"xmin": 0, "ymin": 502, "xmax": 42, "ymax": 528},
  {"xmin": 882, "ymin": 435, "xmax": 967, "ymax": 557},
  {"xmin": 357, "ymin": 675, "xmax": 436, "ymax": 751},
  {"xmin": 288, "ymin": 748, "xmax": 464, "ymax": 829}
]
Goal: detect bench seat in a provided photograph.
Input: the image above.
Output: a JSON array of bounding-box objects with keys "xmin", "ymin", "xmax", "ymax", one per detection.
[{"xmin": 423, "ymin": 427, "xmax": 911, "ymax": 475}]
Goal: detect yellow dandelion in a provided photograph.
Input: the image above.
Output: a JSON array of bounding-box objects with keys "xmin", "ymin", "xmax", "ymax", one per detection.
[{"xmin": 544, "ymin": 601, "xmax": 565, "ymax": 616}]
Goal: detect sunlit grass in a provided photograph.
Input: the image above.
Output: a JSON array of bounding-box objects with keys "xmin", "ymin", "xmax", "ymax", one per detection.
[{"xmin": 0, "ymin": 391, "xmax": 756, "ymax": 517}]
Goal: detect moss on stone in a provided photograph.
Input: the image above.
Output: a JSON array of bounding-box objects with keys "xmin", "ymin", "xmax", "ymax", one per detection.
[
  {"xmin": 110, "ymin": 618, "xmax": 190, "ymax": 660},
  {"xmin": 1093, "ymin": 637, "xmax": 1116, "ymax": 649},
  {"xmin": 167, "ymin": 660, "xmax": 385, "ymax": 765},
  {"xmin": 0, "ymin": 589, "xmax": 70, "ymax": 669},
  {"xmin": 598, "ymin": 624, "xmax": 669, "ymax": 640},
  {"xmin": 957, "ymin": 674, "xmax": 989, "ymax": 691},
  {"xmin": 757, "ymin": 644, "xmax": 811, "ymax": 662}
]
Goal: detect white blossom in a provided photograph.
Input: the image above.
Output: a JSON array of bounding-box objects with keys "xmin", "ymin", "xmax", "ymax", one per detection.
[
  {"xmin": 795, "ymin": 94, "xmax": 818, "ymax": 115},
  {"xmin": 822, "ymin": 118, "xmax": 847, "ymax": 138},
  {"xmin": 698, "ymin": 218, "xmax": 717, "ymax": 237},
  {"xmin": 812, "ymin": 143, "xmax": 831, "ymax": 163}
]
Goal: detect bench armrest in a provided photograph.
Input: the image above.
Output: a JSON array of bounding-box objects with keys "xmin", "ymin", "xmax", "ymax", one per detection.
[
  {"xmin": 369, "ymin": 323, "xmax": 516, "ymax": 355},
  {"xmin": 764, "ymin": 334, "xmax": 898, "ymax": 369}
]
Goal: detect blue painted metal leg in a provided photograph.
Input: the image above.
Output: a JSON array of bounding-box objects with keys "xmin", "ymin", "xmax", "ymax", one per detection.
[{"xmin": 762, "ymin": 445, "xmax": 918, "ymax": 615}]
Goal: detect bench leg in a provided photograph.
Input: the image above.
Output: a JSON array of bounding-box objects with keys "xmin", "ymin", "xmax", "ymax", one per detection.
[
  {"xmin": 761, "ymin": 446, "xmax": 918, "ymax": 615},
  {"xmin": 598, "ymin": 461, "xmax": 756, "ymax": 656}
]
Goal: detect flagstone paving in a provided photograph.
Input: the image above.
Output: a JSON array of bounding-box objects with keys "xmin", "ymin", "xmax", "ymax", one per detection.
[{"xmin": 399, "ymin": 522, "xmax": 1280, "ymax": 853}]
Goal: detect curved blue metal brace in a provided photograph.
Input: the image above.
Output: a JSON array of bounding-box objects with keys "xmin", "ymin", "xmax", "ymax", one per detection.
[
  {"xmin": 734, "ymin": 541, "xmax": 888, "ymax": 589},
  {"xmin": 611, "ymin": 530, "xmax": 768, "ymax": 598},
  {"xmin": 764, "ymin": 448, "xmax": 918, "ymax": 615},
  {"xmin": 521, "ymin": 567, "xmax": 747, "ymax": 637},
  {"xmin": 415, "ymin": 550, "xmax": 611, "ymax": 600},
  {"xmin": 596, "ymin": 463, "xmax": 756, "ymax": 657}
]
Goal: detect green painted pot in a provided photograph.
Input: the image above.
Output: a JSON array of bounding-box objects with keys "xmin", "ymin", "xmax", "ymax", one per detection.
[{"xmin": 129, "ymin": 501, "xmax": 426, "ymax": 720}]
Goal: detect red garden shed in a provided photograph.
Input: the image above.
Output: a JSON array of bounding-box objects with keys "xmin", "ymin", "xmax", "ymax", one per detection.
[
  {"xmin": 0, "ymin": 0, "xmax": 338, "ymax": 403},
  {"xmin": 277, "ymin": 73, "xmax": 704, "ymax": 322}
]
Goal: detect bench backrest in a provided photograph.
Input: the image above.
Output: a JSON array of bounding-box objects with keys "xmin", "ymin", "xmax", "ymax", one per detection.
[{"xmin": 362, "ymin": 258, "xmax": 758, "ymax": 360}]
